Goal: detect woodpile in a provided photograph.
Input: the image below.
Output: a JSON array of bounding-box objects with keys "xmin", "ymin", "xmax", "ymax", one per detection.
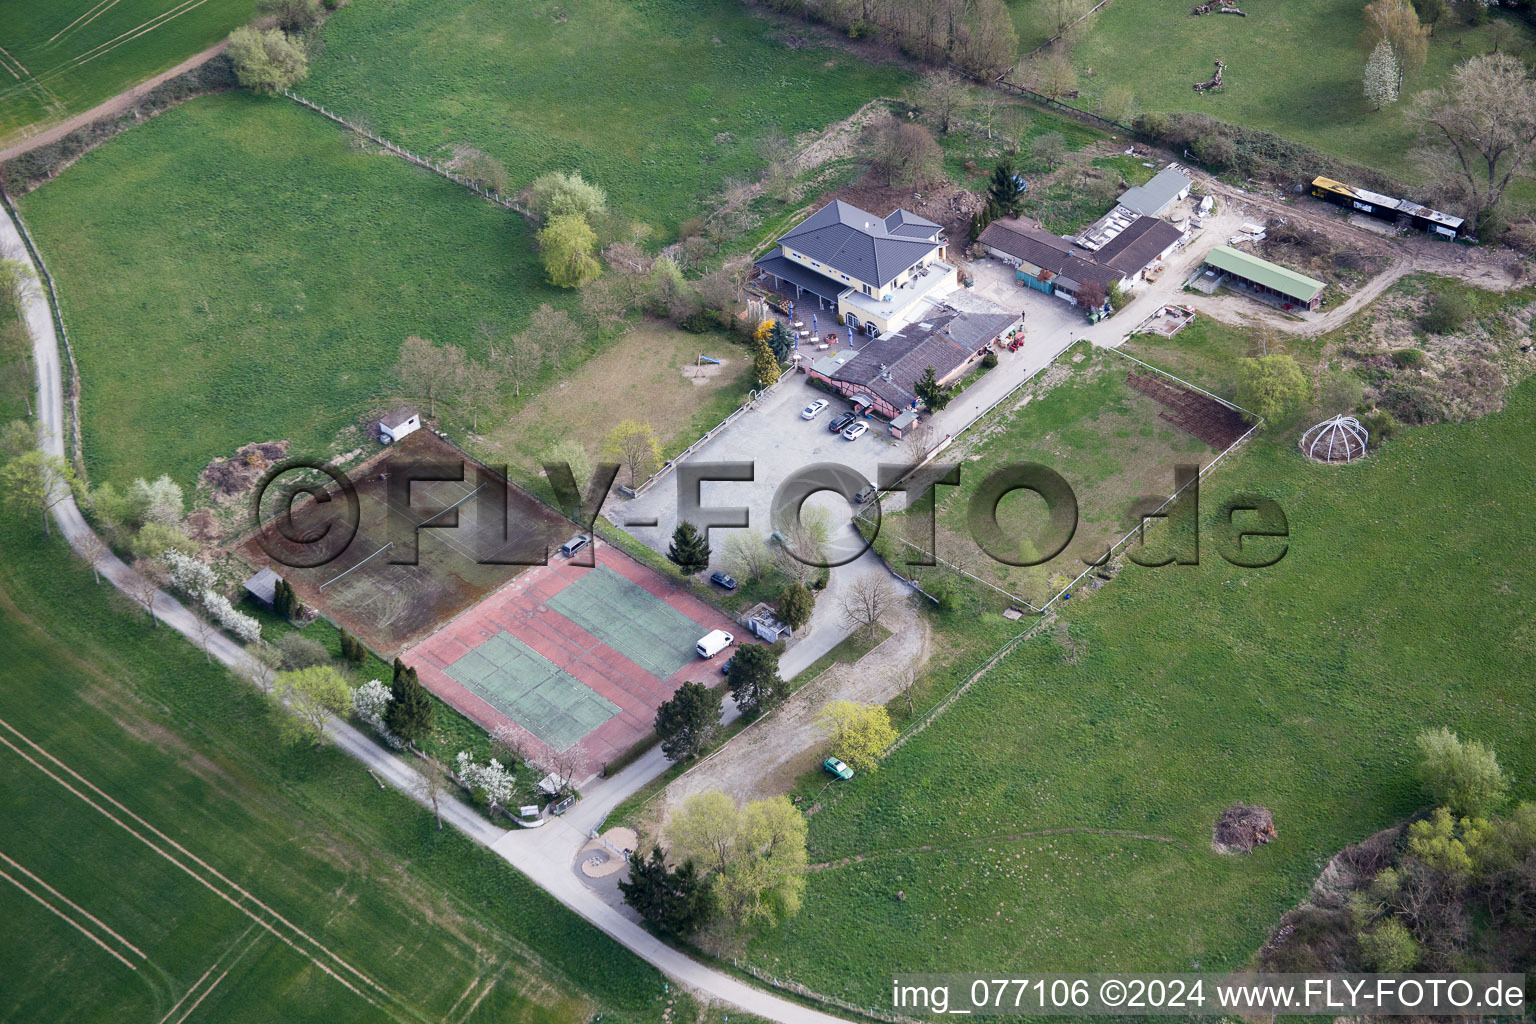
[
  {"xmin": 1214, "ymin": 804, "xmax": 1277, "ymax": 854},
  {"xmin": 1193, "ymin": 59, "xmax": 1227, "ymax": 92}
]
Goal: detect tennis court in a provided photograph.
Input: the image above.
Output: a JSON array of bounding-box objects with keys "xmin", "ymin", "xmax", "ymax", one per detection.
[
  {"xmin": 445, "ymin": 633, "xmax": 620, "ymax": 751},
  {"xmin": 546, "ymin": 567, "xmax": 705, "ymax": 680},
  {"xmin": 235, "ymin": 431, "xmax": 570, "ymax": 655},
  {"xmin": 404, "ymin": 545, "xmax": 742, "ymax": 779}
]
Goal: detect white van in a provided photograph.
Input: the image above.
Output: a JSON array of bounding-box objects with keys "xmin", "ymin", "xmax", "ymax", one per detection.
[{"xmin": 695, "ymin": 629, "xmax": 734, "ymax": 658}]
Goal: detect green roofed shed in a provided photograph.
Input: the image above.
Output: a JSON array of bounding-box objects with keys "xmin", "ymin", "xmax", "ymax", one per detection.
[{"xmin": 1201, "ymin": 246, "xmax": 1326, "ymax": 309}]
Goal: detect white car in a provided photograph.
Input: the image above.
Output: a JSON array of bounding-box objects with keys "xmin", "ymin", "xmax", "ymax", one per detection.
[
  {"xmin": 800, "ymin": 399, "xmax": 829, "ymax": 420},
  {"xmin": 841, "ymin": 421, "xmax": 868, "ymax": 441}
]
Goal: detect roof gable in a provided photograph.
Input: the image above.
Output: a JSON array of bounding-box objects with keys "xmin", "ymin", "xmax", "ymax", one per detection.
[{"xmin": 777, "ymin": 200, "xmax": 941, "ymax": 287}]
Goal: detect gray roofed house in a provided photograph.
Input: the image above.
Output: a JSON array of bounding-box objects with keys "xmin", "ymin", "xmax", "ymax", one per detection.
[
  {"xmin": 1117, "ymin": 167, "xmax": 1192, "ymax": 218},
  {"xmin": 776, "ymin": 200, "xmax": 943, "ymax": 289},
  {"xmin": 1093, "ymin": 216, "xmax": 1184, "ymax": 276},
  {"xmin": 977, "ymin": 218, "xmax": 1121, "ymax": 295}
]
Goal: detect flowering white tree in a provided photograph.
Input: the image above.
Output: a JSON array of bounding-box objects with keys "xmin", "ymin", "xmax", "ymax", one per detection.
[
  {"xmin": 455, "ymin": 752, "xmax": 516, "ymax": 812},
  {"xmin": 202, "ymin": 590, "xmax": 262, "ymax": 643},
  {"xmin": 128, "ymin": 474, "xmax": 185, "ymax": 526},
  {"xmin": 164, "ymin": 550, "xmax": 216, "ymax": 596},
  {"xmin": 353, "ymin": 679, "xmax": 392, "ymax": 727},
  {"xmin": 1364, "ymin": 41, "xmax": 1401, "ymax": 110}
]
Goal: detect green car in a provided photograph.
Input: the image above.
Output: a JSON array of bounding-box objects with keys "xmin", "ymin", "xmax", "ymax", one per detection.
[{"xmin": 823, "ymin": 757, "xmax": 854, "ymax": 780}]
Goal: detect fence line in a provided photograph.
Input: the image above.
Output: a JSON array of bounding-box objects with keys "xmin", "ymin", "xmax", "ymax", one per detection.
[
  {"xmin": 1020, "ymin": 0, "xmax": 1119, "ymax": 58},
  {"xmin": 0, "ymin": 187, "xmax": 83, "ymax": 475},
  {"xmin": 281, "ymin": 91, "xmax": 534, "ymax": 218}
]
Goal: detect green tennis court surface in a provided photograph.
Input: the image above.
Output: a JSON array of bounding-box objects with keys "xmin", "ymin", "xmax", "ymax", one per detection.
[
  {"xmin": 445, "ymin": 633, "xmax": 619, "ymax": 750},
  {"xmin": 547, "ymin": 567, "xmax": 704, "ymax": 679}
]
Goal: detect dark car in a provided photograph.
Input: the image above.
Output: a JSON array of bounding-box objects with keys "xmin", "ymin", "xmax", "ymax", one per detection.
[
  {"xmin": 720, "ymin": 658, "xmax": 734, "ymax": 675},
  {"xmin": 829, "ymin": 411, "xmax": 857, "ymax": 433},
  {"xmin": 709, "ymin": 570, "xmax": 738, "ymax": 591}
]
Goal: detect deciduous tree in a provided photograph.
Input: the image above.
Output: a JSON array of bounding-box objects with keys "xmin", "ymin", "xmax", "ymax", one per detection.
[
  {"xmin": 1235, "ymin": 353, "xmax": 1309, "ymax": 424},
  {"xmin": 603, "ymin": 420, "xmax": 661, "ymax": 487},
  {"xmin": 1408, "ymin": 53, "xmax": 1536, "ymax": 233},
  {"xmin": 276, "ymin": 666, "xmax": 353, "ymax": 748},
  {"xmin": 1, "ymin": 448, "xmax": 76, "ymax": 536},
  {"xmin": 396, "ymin": 335, "xmax": 466, "ymax": 418},
  {"xmin": 499, "ymin": 331, "xmax": 543, "ymax": 399},
  {"xmin": 527, "ymin": 171, "xmax": 607, "ymax": 224},
  {"xmin": 865, "ymin": 115, "xmax": 942, "ymax": 187},
  {"xmin": 840, "ymin": 574, "xmax": 894, "ymax": 642},
  {"xmin": 538, "ymin": 214, "xmax": 602, "ymax": 289},
  {"xmin": 655, "ymin": 681, "xmax": 723, "ymax": 761},
  {"xmin": 227, "ymin": 27, "xmax": 308, "ymax": 94},
  {"xmin": 1359, "ymin": 0, "xmax": 1429, "ymax": 90},
  {"xmin": 911, "ymin": 71, "xmax": 970, "ymax": 134},
  {"xmin": 528, "ymin": 303, "xmax": 583, "ymax": 370},
  {"xmin": 815, "ymin": 700, "xmax": 897, "ymax": 772},
  {"xmin": 1416, "ymin": 727, "xmax": 1506, "ymax": 818},
  {"xmin": 1364, "ymin": 40, "xmax": 1402, "ymax": 109},
  {"xmin": 723, "ymin": 530, "xmax": 774, "ymax": 582},
  {"xmin": 777, "ymin": 582, "xmax": 814, "ymax": 631}
]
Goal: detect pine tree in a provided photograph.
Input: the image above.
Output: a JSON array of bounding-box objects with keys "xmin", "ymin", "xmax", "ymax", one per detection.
[
  {"xmin": 618, "ymin": 847, "xmax": 715, "ymax": 935},
  {"xmin": 986, "ymin": 157, "xmax": 1026, "ymax": 219},
  {"xmin": 767, "ymin": 320, "xmax": 794, "ymax": 363},
  {"xmin": 386, "ymin": 667, "xmax": 435, "ymax": 744},
  {"xmin": 914, "ymin": 365, "xmax": 952, "ymax": 411},
  {"xmin": 273, "ymin": 579, "xmax": 293, "ymax": 619},
  {"xmin": 667, "ymin": 521, "xmax": 711, "ymax": 576}
]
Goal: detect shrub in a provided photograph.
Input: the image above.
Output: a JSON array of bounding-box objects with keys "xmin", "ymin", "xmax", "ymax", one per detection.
[
  {"xmin": 276, "ymin": 632, "xmax": 329, "ymax": 670},
  {"xmin": 1390, "ymin": 348, "xmax": 1425, "ymax": 369},
  {"xmin": 1421, "ymin": 291, "xmax": 1470, "ymax": 335},
  {"xmin": 1358, "ymin": 918, "xmax": 1419, "ymax": 972},
  {"xmin": 227, "ymin": 27, "xmax": 308, "ymax": 94},
  {"xmin": 679, "ymin": 309, "xmax": 716, "ymax": 334},
  {"xmin": 1415, "ymin": 727, "xmax": 1507, "ymax": 818},
  {"xmin": 981, "ymin": 351, "xmax": 999, "ymax": 370}
]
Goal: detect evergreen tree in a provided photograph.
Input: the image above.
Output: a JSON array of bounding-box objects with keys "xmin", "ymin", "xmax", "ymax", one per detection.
[
  {"xmin": 618, "ymin": 847, "xmax": 716, "ymax": 935},
  {"xmin": 767, "ymin": 320, "xmax": 795, "ymax": 363},
  {"xmin": 986, "ymin": 157, "xmax": 1026, "ymax": 219},
  {"xmin": 914, "ymin": 365, "xmax": 952, "ymax": 411},
  {"xmin": 385, "ymin": 667, "xmax": 435, "ymax": 744},
  {"xmin": 654, "ymin": 681, "xmax": 723, "ymax": 761},
  {"xmin": 667, "ymin": 521, "xmax": 711, "ymax": 576},
  {"xmin": 339, "ymin": 629, "xmax": 366, "ymax": 664},
  {"xmin": 727, "ymin": 643, "xmax": 784, "ymax": 719},
  {"xmin": 777, "ymin": 582, "xmax": 814, "ymax": 631},
  {"xmin": 752, "ymin": 340, "xmax": 780, "ymax": 387},
  {"xmin": 272, "ymin": 579, "xmax": 293, "ymax": 619}
]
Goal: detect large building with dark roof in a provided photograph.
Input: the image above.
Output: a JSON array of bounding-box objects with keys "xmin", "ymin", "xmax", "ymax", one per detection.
[
  {"xmin": 754, "ymin": 200, "xmax": 953, "ymax": 335},
  {"xmin": 978, "ymin": 214, "xmax": 1182, "ymax": 304},
  {"xmin": 803, "ymin": 306, "xmax": 1020, "ymax": 420}
]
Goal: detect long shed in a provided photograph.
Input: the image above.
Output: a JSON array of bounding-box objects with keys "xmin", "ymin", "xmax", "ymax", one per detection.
[{"xmin": 1201, "ymin": 246, "xmax": 1326, "ymax": 310}]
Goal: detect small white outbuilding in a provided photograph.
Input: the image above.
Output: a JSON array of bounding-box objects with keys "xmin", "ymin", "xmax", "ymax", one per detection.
[{"xmin": 377, "ymin": 406, "xmax": 421, "ymax": 444}]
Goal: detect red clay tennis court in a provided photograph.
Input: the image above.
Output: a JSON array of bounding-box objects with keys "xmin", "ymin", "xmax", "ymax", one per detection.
[{"xmin": 403, "ymin": 543, "xmax": 740, "ymax": 780}]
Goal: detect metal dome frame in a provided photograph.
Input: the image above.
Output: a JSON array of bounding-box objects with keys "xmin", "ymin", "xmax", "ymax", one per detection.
[{"xmin": 1300, "ymin": 414, "xmax": 1369, "ymax": 463}]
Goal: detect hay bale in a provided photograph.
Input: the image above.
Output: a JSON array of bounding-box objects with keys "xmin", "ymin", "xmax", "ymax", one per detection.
[{"xmin": 1213, "ymin": 803, "xmax": 1277, "ymax": 854}]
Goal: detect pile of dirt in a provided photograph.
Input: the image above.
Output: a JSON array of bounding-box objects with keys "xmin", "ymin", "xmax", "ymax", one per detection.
[
  {"xmin": 201, "ymin": 441, "xmax": 289, "ymax": 503},
  {"xmin": 1213, "ymin": 803, "xmax": 1277, "ymax": 854}
]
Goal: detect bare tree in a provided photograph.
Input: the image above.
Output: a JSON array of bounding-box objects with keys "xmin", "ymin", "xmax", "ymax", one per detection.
[
  {"xmin": 414, "ymin": 755, "xmax": 451, "ymax": 830},
  {"xmin": 77, "ymin": 530, "xmax": 107, "ymax": 584},
  {"xmin": 840, "ymin": 574, "xmax": 894, "ymax": 642},
  {"xmin": 490, "ymin": 722, "xmax": 525, "ymax": 767},
  {"xmin": 911, "ymin": 71, "xmax": 971, "ymax": 134},
  {"xmin": 457, "ymin": 358, "xmax": 501, "ymax": 432},
  {"xmin": 724, "ymin": 529, "xmax": 775, "ymax": 582},
  {"xmin": 250, "ymin": 642, "xmax": 282, "ymax": 695},
  {"xmin": 126, "ymin": 562, "xmax": 161, "ymax": 626},
  {"xmin": 395, "ymin": 335, "xmax": 467, "ymax": 418},
  {"xmin": 528, "ymin": 303, "xmax": 583, "ymax": 370},
  {"xmin": 499, "ymin": 331, "xmax": 543, "ymax": 399},
  {"xmin": 580, "ymin": 277, "xmax": 630, "ymax": 338},
  {"xmin": 1408, "ymin": 53, "xmax": 1536, "ymax": 232},
  {"xmin": 194, "ymin": 613, "xmax": 217, "ymax": 664},
  {"xmin": 533, "ymin": 743, "xmax": 586, "ymax": 797},
  {"xmin": 900, "ymin": 421, "xmax": 934, "ymax": 463},
  {"xmin": 864, "ymin": 113, "xmax": 942, "ymax": 187}
]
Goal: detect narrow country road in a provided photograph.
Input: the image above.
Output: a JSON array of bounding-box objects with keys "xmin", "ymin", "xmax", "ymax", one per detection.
[{"xmin": 0, "ymin": 201, "xmax": 859, "ymax": 1024}]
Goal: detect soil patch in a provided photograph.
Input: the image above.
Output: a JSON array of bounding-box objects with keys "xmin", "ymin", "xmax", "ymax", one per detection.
[{"xmin": 201, "ymin": 440, "xmax": 290, "ymax": 503}]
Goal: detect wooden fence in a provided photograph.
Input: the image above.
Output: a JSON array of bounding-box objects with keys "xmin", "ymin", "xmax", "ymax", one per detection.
[{"xmin": 281, "ymin": 90, "xmax": 534, "ymax": 218}]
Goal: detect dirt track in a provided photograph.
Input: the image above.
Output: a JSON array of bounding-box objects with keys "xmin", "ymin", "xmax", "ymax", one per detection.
[
  {"xmin": 643, "ymin": 595, "xmax": 931, "ymax": 834},
  {"xmin": 0, "ymin": 41, "xmax": 229, "ymax": 163}
]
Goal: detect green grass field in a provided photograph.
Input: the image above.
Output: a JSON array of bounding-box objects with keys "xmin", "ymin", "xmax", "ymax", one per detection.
[
  {"xmin": 745, "ymin": 359, "xmax": 1536, "ymax": 1002},
  {"xmin": 1007, "ymin": 0, "xmax": 1536, "ymax": 204},
  {"xmin": 879, "ymin": 344, "xmax": 1218, "ymax": 608},
  {"xmin": 17, "ymin": 91, "xmax": 580, "ymax": 490},
  {"xmin": 0, "ymin": 0, "xmax": 254, "ymax": 144},
  {"xmin": 300, "ymin": 0, "xmax": 910, "ymax": 235}
]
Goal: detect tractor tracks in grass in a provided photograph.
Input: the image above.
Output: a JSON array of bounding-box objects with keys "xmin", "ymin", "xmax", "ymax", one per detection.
[
  {"xmin": 805, "ymin": 826, "xmax": 1188, "ymax": 872},
  {"xmin": 0, "ymin": 714, "xmax": 431, "ymax": 1024}
]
